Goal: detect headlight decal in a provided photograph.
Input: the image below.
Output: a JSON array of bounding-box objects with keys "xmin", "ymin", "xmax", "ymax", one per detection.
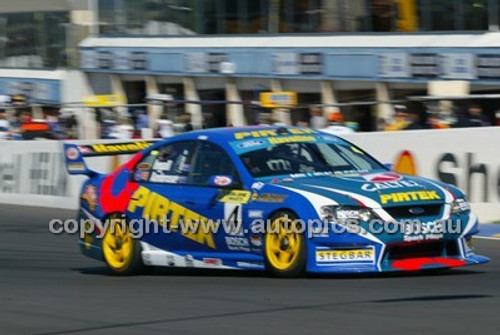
[{"xmin": 451, "ymin": 198, "xmax": 471, "ymax": 215}]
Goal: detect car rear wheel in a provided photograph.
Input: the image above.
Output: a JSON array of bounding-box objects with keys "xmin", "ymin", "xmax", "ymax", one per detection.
[
  {"xmin": 102, "ymin": 214, "xmax": 144, "ymax": 275},
  {"xmin": 264, "ymin": 211, "xmax": 306, "ymax": 278}
]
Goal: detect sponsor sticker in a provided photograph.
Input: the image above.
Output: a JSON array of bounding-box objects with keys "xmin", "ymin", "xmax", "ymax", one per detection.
[
  {"xmin": 219, "ymin": 190, "xmax": 251, "ymax": 204},
  {"xmin": 237, "ymin": 139, "xmax": 266, "ymax": 149},
  {"xmin": 76, "ymin": 141, "xmax": 154, "ymax": 156},
  {"xmin": 248, "ymin": 210, "xmax": 263, "ymax": 218},
  {"xmin": 66, "ymin": 147, "xmax": 79, "ymax": 160},
  {"xmin": 380, "ymin": 190, "xmax": 441, "ymax": 204},
  {"xmin": 81, "ymin": 185, "xmax": 98, "ymax": 211},
  {"xmin": 234, "ymin": 128, "xmax": 316, "ymax": 140},
  {"xmin": 213, "ymin": 175, "xmax": 232, "ymax": 187},
  {"xmin": 251, "ymin": 182, "xmax": 265, "ymax": 190},
  {"xmin": 362, "ymin": 172, "xmax": 402, "ymax": 182},
  {"xmin": 225, "ymin": 236, "xmax": 250, "ymax": 251},
  {"xmin": 128, "ymin": 186, "xmax": 216, "ymax": 248},
  {"xmin": 268, "ymin": 135, "xmax": 316, "ymax": 145},
  {"xmin": 251, "ymin": 193, "xmax": 288, "ymax": 203},
  {"xmin": 361, "ymin": 180, "xmax": 422, "ymax": 192},
  {"xmin": 315, "ymin": 247, "xmax": 375, "ymax": 265},
  {"xmin": 149, "ymin": 173, "xmax": 184, "ymax": 184},
  {"xmin": 203, "ymin": 258, "xmax": 222, "ymax": 266},
  {"xmin": 236, "ymin": 261, "xmax": 265, "ymax": 269},
  {"xmin": 67, "ymin": 163, "xmax": 85, "ymax": 172}
]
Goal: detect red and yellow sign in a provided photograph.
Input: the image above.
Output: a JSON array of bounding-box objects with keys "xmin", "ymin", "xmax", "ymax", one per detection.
[{"xmin": 393, "ymin": 150, "xmax": 417, "ymax": 176}]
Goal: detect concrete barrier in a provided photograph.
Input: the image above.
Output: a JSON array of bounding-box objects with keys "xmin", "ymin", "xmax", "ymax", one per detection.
[
  {"xmin": 0, "ymin": 141, "xmax": 129, "ymax": 209},
  {"xmin": 0, "ymin": 127, "xmax": 498, "ymax": 221},
  {"xmin": 343, "ymin": 127, "xmax": 500, "ymax": 222}
]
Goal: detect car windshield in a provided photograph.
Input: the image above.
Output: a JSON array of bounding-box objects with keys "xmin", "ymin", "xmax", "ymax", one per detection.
[{"xmin": 239, "ymin": 141, "xmax": 385, "ymax": 178}]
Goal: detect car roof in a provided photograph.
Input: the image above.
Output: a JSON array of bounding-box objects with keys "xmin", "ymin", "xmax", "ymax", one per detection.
[{"xmin": 164, "ymin": 126, "xmax": 337, "ymax": 143}]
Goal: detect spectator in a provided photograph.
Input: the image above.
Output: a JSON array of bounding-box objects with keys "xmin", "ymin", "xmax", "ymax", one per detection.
[
  {"xmin": 427, "ymin": 114, "xmax": 449, "ymax": 129},
  {"xmin": 454, "ymin": 104, "xmax": 490, "ymax": 128},
  {"xmin": 136, "ymin": 110, "xmax": 150, "ymax": 131},
  {"xmin": 64, "ymin": 112, "xmax": 79, "ymax": 139},
  {"xmin": 384, "ymin": 105, "xmax": 409, "ymax": 131},
  {"xmin": 404, "ymin": 112, "xmax": 423, "ymax": 130},
  {"xmin": 320, "ymin": 111, "xmax": 355, "ymax": 135},
  {"xmin": 156, "ymin": 119, "xmax": 175, "ymax": 138},
  {"xmin": 20, "ymin": 111, "xmax": 32, "ymax": 124},
  {"xmin": 45, "ymin": 111, "xmax": 63, "ymax": 138},
  {"xmin": 309, "ymin": 106, "xmax": 326, "ymax": 129},
  {"xmin": 180, "ymin": 114, "xmax": 193, "ymax": 132},
  {"xmin": 0, "ymin": 112, "xmax": 11, "ymax": 140}
]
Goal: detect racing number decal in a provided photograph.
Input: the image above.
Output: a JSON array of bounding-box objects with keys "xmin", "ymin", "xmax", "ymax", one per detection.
[{"xmin": 224, "ymin": 203, "xmax": 244, "ymax": 236}]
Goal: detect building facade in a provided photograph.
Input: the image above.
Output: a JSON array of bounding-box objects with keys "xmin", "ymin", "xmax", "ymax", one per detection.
[
  {"xmin": 3, "ymin": 0, "xmax": 500, "ymax": 135},
  {"xmin": 79, "ymin": 0, "xmax": 500, "ymax": 131}
]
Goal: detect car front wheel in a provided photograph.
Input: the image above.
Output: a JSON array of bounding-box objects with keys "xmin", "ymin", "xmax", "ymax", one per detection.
[{"xmin": 264, "ymin": 211, "xmax": 306, "ymax": 278}]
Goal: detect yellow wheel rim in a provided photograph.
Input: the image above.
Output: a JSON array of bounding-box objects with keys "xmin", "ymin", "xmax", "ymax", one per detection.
[
  {"xmin": 102, "ymin": 216, "xmax": 133, "ymax": 270},
  {"xmin": 265, "ymin": 216, "xmax": 301, "ymax": 270}
]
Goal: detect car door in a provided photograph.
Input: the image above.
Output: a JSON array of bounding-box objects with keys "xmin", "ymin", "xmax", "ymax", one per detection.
[
  {"xmin": 178, "ymin": 140, "xmax": 253, "ymax": 254},
  {"xmin": 127, "ymin": 140, "xmax": 197, "ymax": 252}
]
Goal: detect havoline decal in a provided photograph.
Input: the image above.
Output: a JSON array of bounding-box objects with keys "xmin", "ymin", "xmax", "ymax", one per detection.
[{"xmin": 78, "ymin": 141, "xmax": 154, "ymax": 157}]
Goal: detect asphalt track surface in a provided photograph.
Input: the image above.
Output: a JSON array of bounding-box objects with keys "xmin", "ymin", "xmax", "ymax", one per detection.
[{"xmin": 0, "ymin": 204, "xmax": 499, "ymax": 335}]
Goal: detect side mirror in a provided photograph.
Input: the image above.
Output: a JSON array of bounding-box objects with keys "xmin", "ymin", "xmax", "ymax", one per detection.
[
  {"xmin": 208, "ymin": 175, "xmax": 235, "ymax": 188},
  {"xmin": 384, "ymin": 163, "xmax": 393, "ymax": 171}
]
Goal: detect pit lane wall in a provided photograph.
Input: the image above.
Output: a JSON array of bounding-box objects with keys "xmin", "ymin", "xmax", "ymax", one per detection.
[
  {"xmin": 0, "ymin": 141, "xmax": 129, "ymax": 210},
  {"xmin": 0, "ymin": 127, "xmax": 498, "ymax": 222}
]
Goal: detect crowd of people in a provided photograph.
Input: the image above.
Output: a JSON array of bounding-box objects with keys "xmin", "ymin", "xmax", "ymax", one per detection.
[
  {"xmin": 305, "ymin": 102, "xmax": 499, "ymax": 133},
  {"xmin": 381, "ymin": 103, "xmax": 497, "ymax": 131},
  {"xmin": 1, "ymin": 100, "xmax": 499, "ymax": 141},
  {"xmin": 0, "ymin": 109, "xmax": 79, "ymax": 140}
]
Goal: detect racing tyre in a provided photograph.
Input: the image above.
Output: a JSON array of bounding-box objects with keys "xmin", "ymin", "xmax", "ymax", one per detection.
[
  {"xmin": 264, "ymin": 211, "xmax": 306, "ymax": 278},
  {"xmin": 102, "ymin": 213, "xmax": 144, "ymax": 275}
]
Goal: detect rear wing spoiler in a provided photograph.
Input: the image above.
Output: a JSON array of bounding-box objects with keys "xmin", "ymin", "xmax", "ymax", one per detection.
[{"xmin": 63, "ymin": 140, "xmax": 156, "ymax": 177}]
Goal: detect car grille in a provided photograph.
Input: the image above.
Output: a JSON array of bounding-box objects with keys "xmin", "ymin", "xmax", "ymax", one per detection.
[
  {"xmin": 384, "ymin": 204, "xmax": 443, "ymax": 220},
  {"xmin": 386, "ymin": 241, "xmax": 459, "ymax": 261}
]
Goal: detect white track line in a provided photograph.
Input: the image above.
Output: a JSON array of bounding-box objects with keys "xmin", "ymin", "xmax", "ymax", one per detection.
[{"xmin": 473, "ymin": 236, "xmax": 500, "ymax": 241}]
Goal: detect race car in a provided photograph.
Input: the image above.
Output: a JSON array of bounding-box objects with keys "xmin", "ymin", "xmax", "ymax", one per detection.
[{"xmin": 64, "ymin": 126, "xmax": 489, "ymax": 277}]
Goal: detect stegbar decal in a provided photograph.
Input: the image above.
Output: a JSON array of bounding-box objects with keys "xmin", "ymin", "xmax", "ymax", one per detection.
[
  {"xmin": 380, "ymin": 190, "xmax": 441, "ymax": 204},
  {"xmin": 128, "ymin": 186, "xmax": 216, "ymax": 249},
  {"xmin": 316, "ymin": 247, "xmax": 376, "ymax": 265},
  {"xmin": 65, "ymin": 126, "xmax": 489, "ymax": 276}
]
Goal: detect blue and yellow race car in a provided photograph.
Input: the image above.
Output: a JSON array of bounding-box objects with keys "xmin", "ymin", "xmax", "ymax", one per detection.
[{"xmin": 64, "ymin": 126, "xmax": 489, "ymax": 277}]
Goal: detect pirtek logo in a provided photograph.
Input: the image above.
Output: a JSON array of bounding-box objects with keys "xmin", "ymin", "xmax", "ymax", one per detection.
[
  {"xmin": 380, "ymin": 190, "xmax": 441, "ymax": 204},
  {"xmin": 128, "ymin": 186, "xmax": 216, "ymax": 248}
]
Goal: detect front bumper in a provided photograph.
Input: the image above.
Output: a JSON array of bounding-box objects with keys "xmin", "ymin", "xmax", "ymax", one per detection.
[
  {"xmin": 307, "ymin": 236, "xmax": 489, "ymax": 273},
  {"xmin": 305, "ymin": 213, "xmax": 490, "ymax": 273}
]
